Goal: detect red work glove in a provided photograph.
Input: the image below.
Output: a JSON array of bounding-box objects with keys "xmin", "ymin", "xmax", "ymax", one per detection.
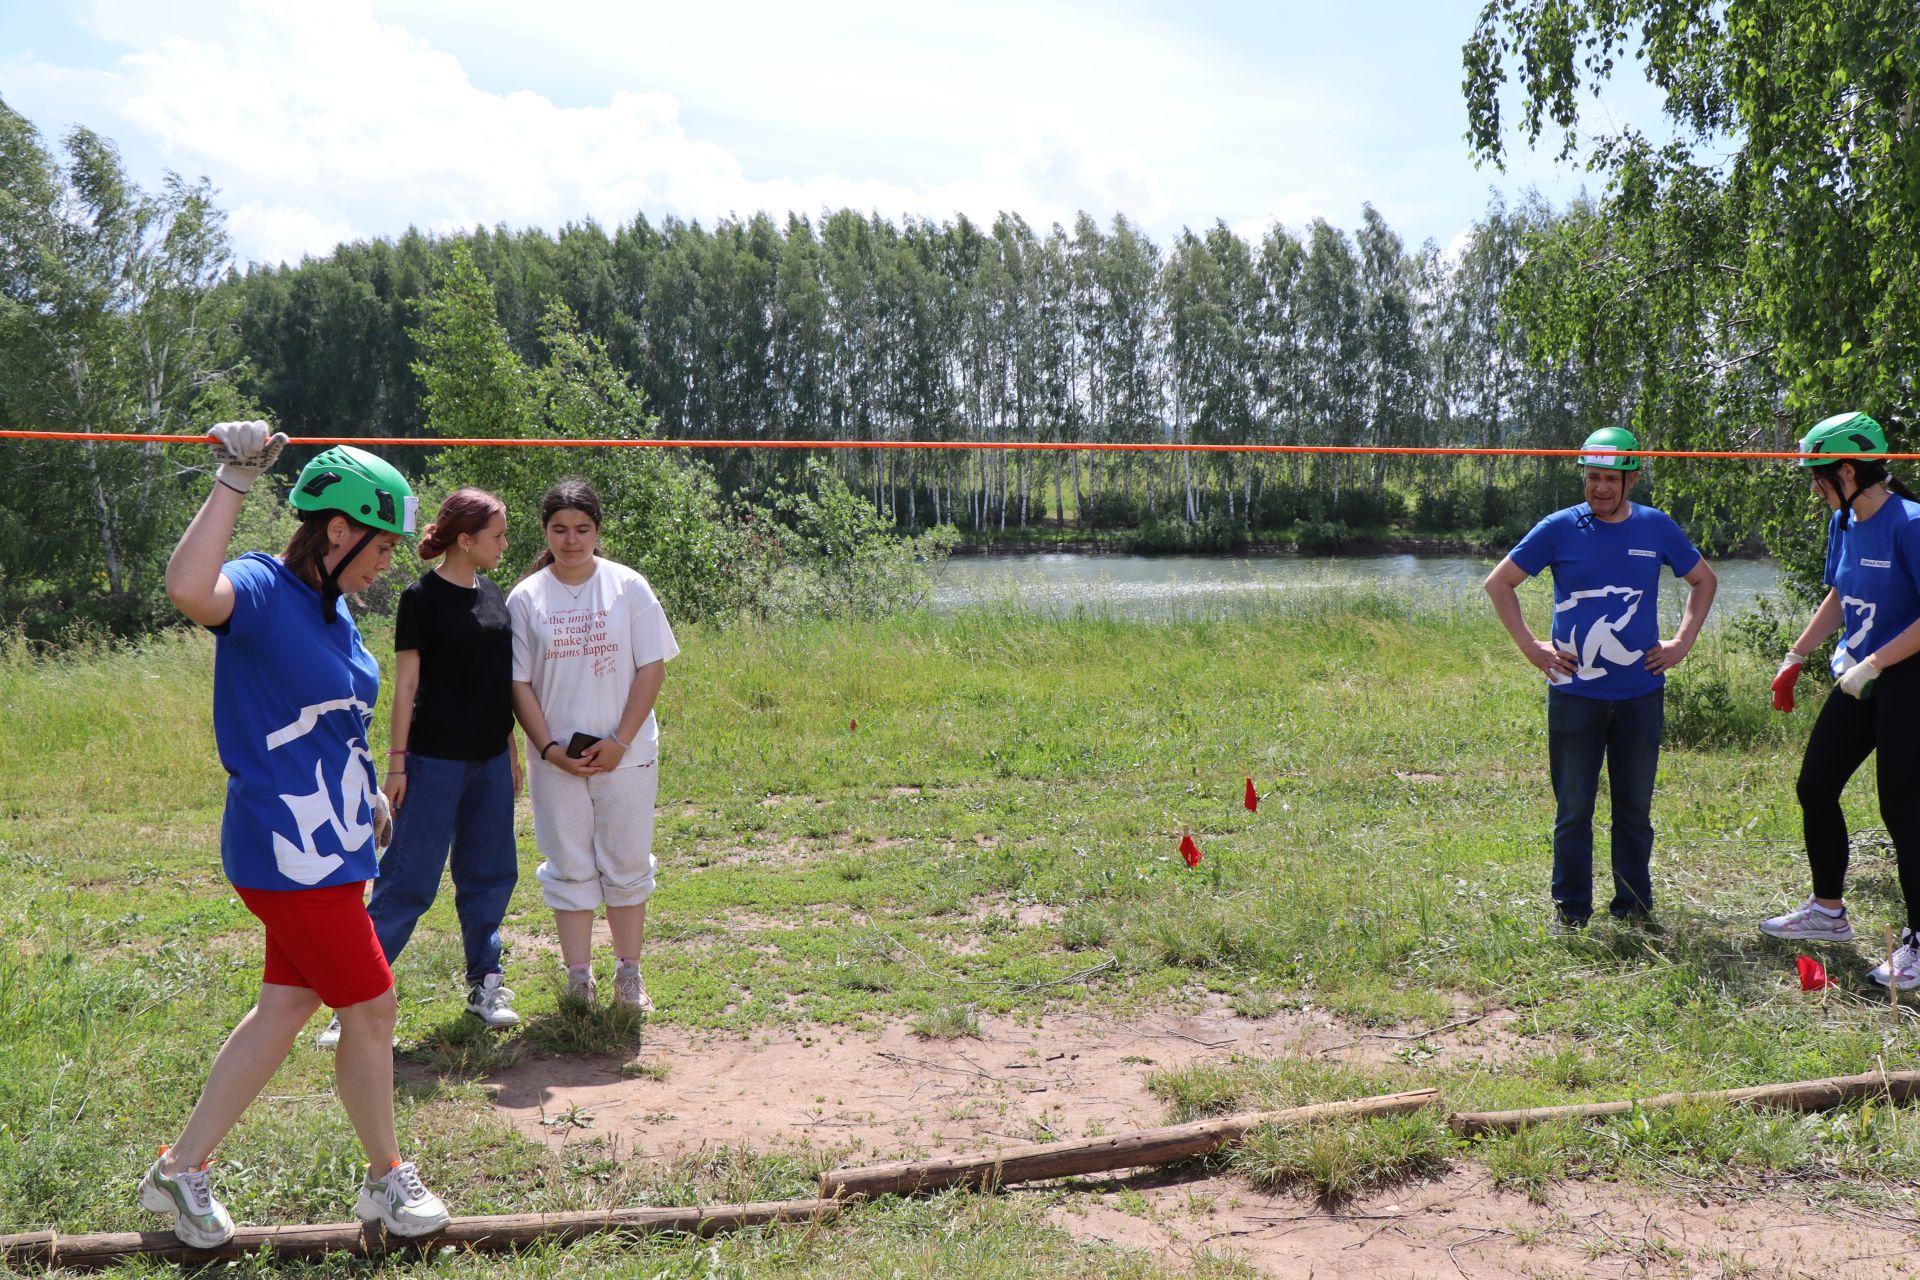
[{"xmin": 1771, "ymin": 651, "xmax": 1808, "ymax": 713}]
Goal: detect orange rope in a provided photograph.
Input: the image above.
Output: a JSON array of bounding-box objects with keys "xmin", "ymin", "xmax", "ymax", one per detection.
[{"xmin": 0, "ymin": 428, "xmax": 1898, "ymax": 461}]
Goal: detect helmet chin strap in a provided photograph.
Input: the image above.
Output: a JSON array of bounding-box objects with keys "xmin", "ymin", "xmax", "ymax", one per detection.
[
  {"xmin": 1833, "ymin": 471, "xmax": 1873, "ymax": 529},
  {"xmin": 319, "ymin": 527, "xmax": 381, "ymax": 621}
]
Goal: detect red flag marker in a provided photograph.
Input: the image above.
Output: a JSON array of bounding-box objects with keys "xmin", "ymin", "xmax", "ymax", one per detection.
[
  {"xmin": 1796, "ymin": 956, "xmax": 1832, "ymax": 991},
  {"xmin": 1179, "ymin": 829, "xmax": 1202, "ymax": 868},
  {"xmin": 1244, "ymin": 778, "xmax": 1258, "ymax": 812},
  {"xmin": 850, "ymin": 717, "xmax": 857, "ymax": 733}
]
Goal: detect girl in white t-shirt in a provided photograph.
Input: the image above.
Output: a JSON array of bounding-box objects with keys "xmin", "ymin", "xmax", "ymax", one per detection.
[{"xmin": 508, "ymin": 479, "xmax": 679, "ymax": 1011}]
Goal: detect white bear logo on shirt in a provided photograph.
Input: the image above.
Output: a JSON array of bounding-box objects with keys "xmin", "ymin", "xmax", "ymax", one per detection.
[
  {"xmin": 264, "ymin": 696, "xmax": 376, "ymax": 885},
  {"xmin": 1832, "ymin": 596, "xmax": 1877, "ymax": 677},
  {"xmin": 1550, "ymin": 585, "xmax": 1646, "ymax": 684}
]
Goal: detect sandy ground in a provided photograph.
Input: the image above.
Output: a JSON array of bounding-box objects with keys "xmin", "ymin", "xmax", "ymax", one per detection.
[
  {"xmin": 453, "ymin": 996, "xmax": 1920, "ymax": 1278},
  {"xmin": 1046, "ymin": 1167, "xmax": 1920, "ymax": 1280}
]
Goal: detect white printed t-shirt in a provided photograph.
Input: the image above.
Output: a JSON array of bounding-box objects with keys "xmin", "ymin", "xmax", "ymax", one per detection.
[{"xmin": 508, "ymin": 560, "xmax": 679, "ymax": 767}]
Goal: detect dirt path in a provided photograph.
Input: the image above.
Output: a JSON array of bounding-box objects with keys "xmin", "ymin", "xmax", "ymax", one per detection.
[
  {"xmin": 480, "ymin": 1001, "xmax": 1524, "ymax": 1162},
  {"xmin": 467, "ymin": 1006, "xmax": 1920, "ymax": 1278},
  {"xmin": 1048, "ymin": 1167, "xmax": 1920, "ymax": 1279}
]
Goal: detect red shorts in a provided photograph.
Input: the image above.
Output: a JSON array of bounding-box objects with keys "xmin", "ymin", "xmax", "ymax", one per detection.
[{"xmin": 233, "ymin": 881, "xmax": 394, "ymax": 1009}]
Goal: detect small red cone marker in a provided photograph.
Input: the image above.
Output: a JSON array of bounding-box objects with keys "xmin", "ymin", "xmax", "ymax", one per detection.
[
  {"xmin": 1179, "ymin": 827, "xmax": 1202, "ymax": 868},
  {"xmin": 1244, "ymin": 778, "xmax": 1258, "ymax": 812},
  {"xmin": 1796, "ymin": 955, "xmax": 1832, "ymax": 991}
]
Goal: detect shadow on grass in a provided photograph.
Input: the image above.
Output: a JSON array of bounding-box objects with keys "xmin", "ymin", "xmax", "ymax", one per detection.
[{"xmin": 400, "ymin": 1011, "xmax": 526, "ymax": 1085}]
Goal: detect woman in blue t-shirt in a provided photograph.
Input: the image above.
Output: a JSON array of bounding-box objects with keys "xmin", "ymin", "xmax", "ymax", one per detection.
[
  {"xmin": 136, "ymin": 423, "xmax": 450, "ymax": 1249},
  {"xmin": 1761, "ymin": 412, "xmax": 1920, "ymax": 989}
]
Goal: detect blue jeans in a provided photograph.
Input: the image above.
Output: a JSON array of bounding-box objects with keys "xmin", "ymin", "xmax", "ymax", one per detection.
[
  {"xmin": 1547, "ymin": 688, "xmax": 1663, "ymax": 920},
  {"xmin": 367, "ymin": 750, "xmax": 519, "ymax": 984}
]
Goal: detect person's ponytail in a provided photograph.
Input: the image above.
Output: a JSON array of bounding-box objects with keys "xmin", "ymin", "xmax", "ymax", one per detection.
[{"xmin": 417, "ymin": 488, "xmax": 505, "ymax": 561}]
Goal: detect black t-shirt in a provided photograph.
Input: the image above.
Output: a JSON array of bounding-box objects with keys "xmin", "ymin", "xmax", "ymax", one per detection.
[{"xmin": 394, "ymin": 569, "xmax": 514, "ymax": 760}]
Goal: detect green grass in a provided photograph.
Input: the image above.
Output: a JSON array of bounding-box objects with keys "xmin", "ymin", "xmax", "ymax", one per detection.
[
  {"xmin": 1231, "ymin": 1110, "xmax": 1455, "ymax": 1203},
  {"xmin": 3, "ymin": 585, "xmax": 1916, "ymax": 1273}
]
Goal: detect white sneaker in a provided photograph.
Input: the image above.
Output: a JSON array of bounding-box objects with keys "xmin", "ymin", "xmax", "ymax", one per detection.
[
  {"xmin": 613, "ymin": 961, "xmax": 653, "ymax": 1012},
  {"xmin": 1759, "ymin": 898, "xmax": 1854, "ymax": 942},
  {"xmin": 466, "ymin": 973, "xmax": 521, "ymax": 1027},
  {"xmin": 138, "ymin": 1151, "xmax": 235, "ymax": 1249},
  {"xmin": 1869, "ymin": 932, "xmax": 1920, "ymax": 990},
  {"xmin": 316, "ymin": 1012, "xmax": 395, "ymax": 1048},
  {"xmin": 565, "ymin": 967, "xmax": 598, "ymax": 1008},
  {"xmin": 355, "ymin": 1159, "xmax": 450, "ymax": 1237}
]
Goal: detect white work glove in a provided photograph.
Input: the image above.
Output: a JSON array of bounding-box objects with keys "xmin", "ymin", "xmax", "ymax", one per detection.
[
  {"xmin": 208, "ymin": 420, "xmax": 288, "ymax": 493},
  {"xmin": 1837, "ymin": 656, "xmax": 1879, "ymax": 701},
  {"xmin": 372, "ymin": 786, "xmax": 394, "ymax": 851}
]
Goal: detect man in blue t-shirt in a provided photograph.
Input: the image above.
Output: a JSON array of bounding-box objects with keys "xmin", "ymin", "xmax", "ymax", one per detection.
[{"xmin": 1483, "ymin": 427, "xmax": 1718, "ymax": 929}]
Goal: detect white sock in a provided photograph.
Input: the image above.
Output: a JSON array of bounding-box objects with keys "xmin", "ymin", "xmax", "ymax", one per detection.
[{"xmin": 1810, "ymin": 901, "xmax": 1844, "ymax": 917}]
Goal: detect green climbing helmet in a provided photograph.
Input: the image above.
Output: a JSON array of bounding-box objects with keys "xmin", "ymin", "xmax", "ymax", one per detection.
[
  {"xmin": 290, "ymin": 445, "xmax": 417, "ymax": 535},
  {"xmin": 1578, "ymin": 426, "xmax": 1641, "ymax": 471},
  {"xmin": 1797, "ymin": 411, "xmax": 1888, "ymax": 468}
]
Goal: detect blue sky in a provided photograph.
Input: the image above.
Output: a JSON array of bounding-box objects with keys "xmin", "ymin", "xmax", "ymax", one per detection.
[{"xmin": 1, "ymin": 0, "xmax": 1672, "ymax": 267}]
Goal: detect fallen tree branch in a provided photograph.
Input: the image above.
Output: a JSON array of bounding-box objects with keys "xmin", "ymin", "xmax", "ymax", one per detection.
[
  {"xmin": 874, "ymin": 1051, "xmax": 1042, "ymax": 1090},
  {"xmin": 1451, "ymin": 1069, "xmax": 1920, "ymax": 1136},
  {"xmin": 0, "ymin": 1199, "xmax": 838, "ymax": 1271},
  {"xmin": 820, "ymin": 1087, "xmax": 1440, "ymax": 1199},
  {"xmin": 1366, "ymin": 1014, "xmax": 1488, "ymax": 1042}
]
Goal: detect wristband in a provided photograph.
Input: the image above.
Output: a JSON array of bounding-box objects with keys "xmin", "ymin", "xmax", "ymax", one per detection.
[
  {"xmin": 608, "ymin": 730, "xmax": 631, "ymax": 749},
  {"xmin": 540, "ymin": 739, "xmax": 560, "ymax": 761},
  {"xmin": 387, "ymin": 749, "xmax": 408, "ymax": 756}
]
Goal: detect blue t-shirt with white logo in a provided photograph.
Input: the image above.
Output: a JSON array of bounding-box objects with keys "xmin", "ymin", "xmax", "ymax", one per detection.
[
  {"xmin": 210, "ymin": 552, "xmax": 381, "ymax": 890},
  {"xmin": 1822, "ymin": 499, "xmax": 1920, "ymax": 677},
  {"xmin": 1508, "ymin": 503, "xmax": 1703, "ymax": 701}
]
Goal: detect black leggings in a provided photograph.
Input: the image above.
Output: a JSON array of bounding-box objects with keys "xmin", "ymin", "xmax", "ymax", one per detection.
[{"xmin": 1796, "ymin": 659, "xmax": 1920, "ymax": 931}]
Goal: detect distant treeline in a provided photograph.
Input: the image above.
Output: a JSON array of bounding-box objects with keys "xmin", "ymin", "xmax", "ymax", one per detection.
[
  {"xmin": 223, "ymin": 200, "xmax": 1648, "ymax": 545},
  {"xmin": 0, "ymin": 89, "xmax": 1772, "ymax": 640}
]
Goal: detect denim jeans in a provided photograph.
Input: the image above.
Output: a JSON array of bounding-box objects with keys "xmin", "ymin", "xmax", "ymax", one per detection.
[
  {"xmin": 366, "ymin": 749, "xmax": 519, "ymax": 983},
  {"xmin": 1547, "ymin": 687, "xmax": 1664, "ymax": 920}
]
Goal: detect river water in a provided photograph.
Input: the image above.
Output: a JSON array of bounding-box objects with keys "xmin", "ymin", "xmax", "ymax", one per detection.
[{"xmin": 930, "ymin": 552, "xmax": 1784, "ymax": 626}]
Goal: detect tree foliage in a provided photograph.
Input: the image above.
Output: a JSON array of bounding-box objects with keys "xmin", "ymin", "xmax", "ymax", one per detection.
[
  {"xmin": 228, "ymin": 204, "xmax": 1620, "ymax": 550},
  {"xmin": 1463, "ymin": 0, "xmax": 1920, "ymax": 593},
  {"xmin": 0, "ymin": 97, "xmax": 256, "ymax": 635},
  {"xmin": 410, "ymin": 244, "xmax": 951, "ymax": 624}
]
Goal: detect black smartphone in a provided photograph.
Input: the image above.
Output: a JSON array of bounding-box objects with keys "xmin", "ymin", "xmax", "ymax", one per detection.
[{"xmin": 565, "ymin": 731, "xmax": 601, "ymax": 759}]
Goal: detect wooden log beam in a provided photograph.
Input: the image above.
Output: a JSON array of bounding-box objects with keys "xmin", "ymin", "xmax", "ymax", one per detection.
[
  {"xmin": 4, "ymin": 1199, "xmax": 838, "ymax": 1272},
  {"xmin": 820, "ymin": 1087, "xmax": 1441, "ymax": 1200},
  {"xmin": 0, "ymin": 1231, "xmax": 54, "ymax": 1268},
  {"xmin": 1451, "ymin": 1070, "xmax": 1920, "ymax": 1136}
]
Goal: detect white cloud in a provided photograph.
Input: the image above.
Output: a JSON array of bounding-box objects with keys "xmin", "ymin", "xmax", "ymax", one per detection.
[
  {"xmin": 5, "ymin": 0, "xmax": 1232, "ymax": 264},
  {"xmin": 1, "ymin": 0, "xmax": 1673, "ymax": 266}
]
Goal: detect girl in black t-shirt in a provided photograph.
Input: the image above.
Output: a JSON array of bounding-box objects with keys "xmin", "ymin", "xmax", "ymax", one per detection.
[{"xmin": 319, "ymin": 488, "xmax": 524, "ymax": 1043}]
